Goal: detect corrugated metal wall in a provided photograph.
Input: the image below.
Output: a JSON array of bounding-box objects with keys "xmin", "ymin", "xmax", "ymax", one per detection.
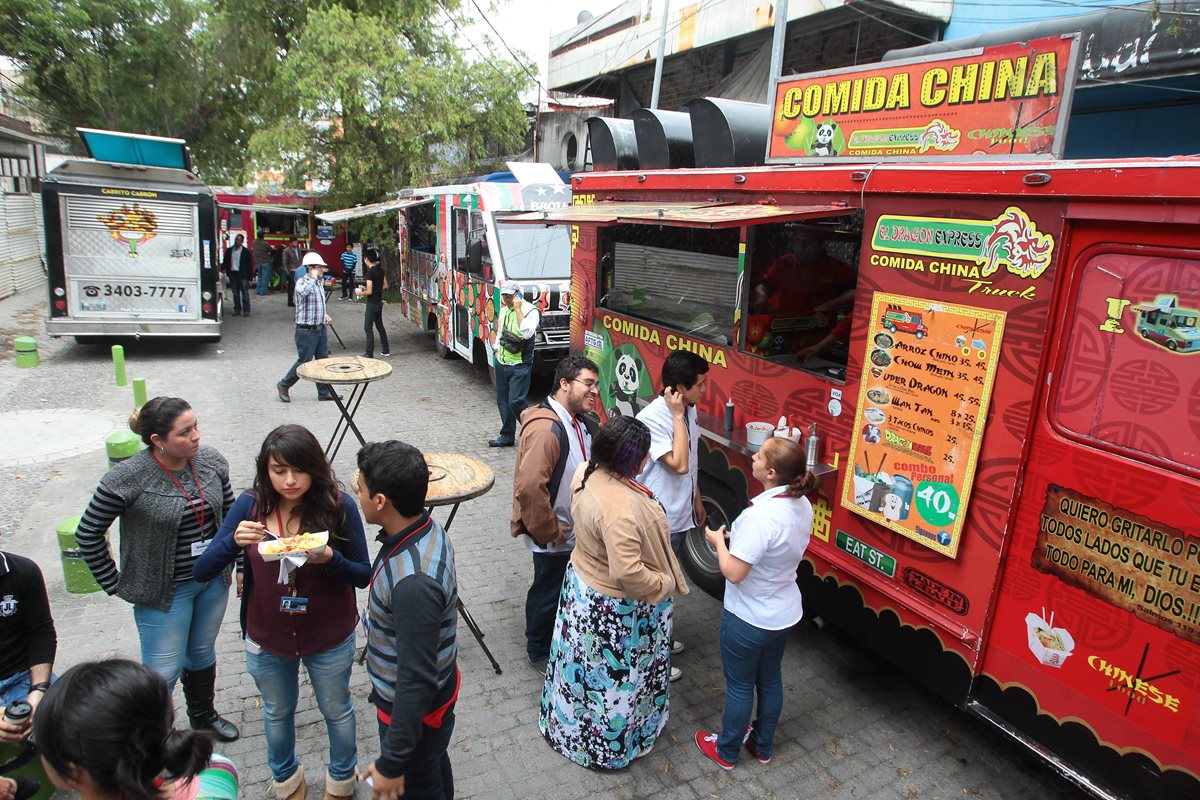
[{"xmin": 0, "ymin": 189, "xmax": 45, "ymax": 299}]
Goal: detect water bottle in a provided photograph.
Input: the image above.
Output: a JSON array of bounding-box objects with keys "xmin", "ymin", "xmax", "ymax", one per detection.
[{"xmin": 805, "ymin": 423, "xmax": 821, "ymax": 471}]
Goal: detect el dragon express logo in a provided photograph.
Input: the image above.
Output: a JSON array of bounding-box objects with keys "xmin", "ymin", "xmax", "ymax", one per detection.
[{"xmin": 869, "ymin": 206, "xmax": 1054, "ymax": 300}]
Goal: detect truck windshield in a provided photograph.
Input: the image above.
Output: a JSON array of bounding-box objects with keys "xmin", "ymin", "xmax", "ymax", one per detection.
[{"xmin": 494, "ymin": 220, "xmax": 570, "ymax": 280}]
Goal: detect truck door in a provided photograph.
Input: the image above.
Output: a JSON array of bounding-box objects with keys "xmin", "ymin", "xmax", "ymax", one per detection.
[
  {"xmin": 450, "ymin": 206, "xmax": 492, "ymax": 360},
  {"xmin": 974, "ymin": 218, "xmax": 1200, "ymax": 798}
]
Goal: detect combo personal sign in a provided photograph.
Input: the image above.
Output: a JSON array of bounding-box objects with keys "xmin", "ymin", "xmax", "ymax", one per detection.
[{"xmin": 769, "ymin": 34, "xmax": 1080, "ymax": 163}]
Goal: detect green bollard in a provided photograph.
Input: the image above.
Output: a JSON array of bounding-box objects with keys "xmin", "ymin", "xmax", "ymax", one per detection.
[
  {"xmin": 112, "ymin": 344, "xmax": 127, "ymax": 386},
  {"xmin": 132, "ymin": 377, "xmax": 148, "ymax": 407},
  {"xmin": 105, "ymin": 430, "xmax": 140, "ymax": 468},
  {"xmin": 56, "ymin": 516, "xmax": 103, "ymax": 595},
  {"xmin": 13, "ymin": 337, "xmax": 38, "ymax": 368}
]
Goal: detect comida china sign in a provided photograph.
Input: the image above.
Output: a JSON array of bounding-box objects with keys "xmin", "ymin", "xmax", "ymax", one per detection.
[{"xmin": 768, "ymin": 34, "xmax": 1080, "ymax": 163}]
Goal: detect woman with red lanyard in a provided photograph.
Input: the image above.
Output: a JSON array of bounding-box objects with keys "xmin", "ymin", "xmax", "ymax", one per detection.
[
  {"xmin": 539, "ymin": 415, "xmax": 689, "ymax": 769},
  {"xmin": 694, "ymin": 436, "xmax": 816, "ymax": 770},
  {"xmin": 76, "ymin": 397, "xmax": 239, "ymax": 742},
  {"xmin": 195, "ymin": 425, "xmax": 368, "ymax": 800}
]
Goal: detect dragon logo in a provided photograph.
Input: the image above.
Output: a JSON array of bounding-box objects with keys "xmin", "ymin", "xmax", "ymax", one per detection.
[
  {"xmin": 97, "ymin": 202, "xmax": 158, "ymax": 257},
  {"xmin": 979, "ymin": 206, "xmax": 1054, "ymax": 280},
  {"xmin": 918, "ymin": 119, "xmax": 961, "ymax": 154}
]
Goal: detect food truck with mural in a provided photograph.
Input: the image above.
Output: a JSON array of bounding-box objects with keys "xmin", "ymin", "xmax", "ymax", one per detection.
[
  {"xmin": 391, "ymin": 165, "xmax": 574, "ymax": 371},
  {"xmin": 43, "ymin": 128, "xmax": 222, "ymax": 341},
  {"xmin": 513, "ymin": 37, "xmax": 1199, "ymax": 800}
]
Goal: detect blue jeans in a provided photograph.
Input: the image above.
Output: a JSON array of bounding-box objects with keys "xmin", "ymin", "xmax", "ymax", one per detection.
[
  {"xmin": 716, "ymin": 609, "xmax": 791, "ymax": 763},
  {"xmin": 493, "ymin": 361, "xmax": 531, "ymax": 443},
  {"xmin": 525, "ymin": 552, "xmax": 569, "ymax": 662},
  {"xmin": 280, "ymin": 326, "xmax": 334, "ymax": 398},
  {"xmin": 229, "ymin": 274, "xmax": 251, "ymax": 313},
  {"xmin": 0, "ymin": 671, "xmax": 56, "ymax": 706},
  {"xmin": 246, "ymin": 632, "xmax": 357, "ymax": 782},
  {"xmin": 133, "ymin": 578, "xmax": 229, "ymax": 691},
  {"xmin": 256, "ymin": 266, "xmax": 270, "ymax": 295}
]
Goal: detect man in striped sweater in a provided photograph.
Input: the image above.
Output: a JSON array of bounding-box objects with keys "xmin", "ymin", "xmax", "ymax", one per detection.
[{"xmin": 355, "ymin": 441, "xmax": 459, "ymax": 800}]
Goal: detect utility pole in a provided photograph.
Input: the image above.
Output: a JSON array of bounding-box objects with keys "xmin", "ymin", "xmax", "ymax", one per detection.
[{"xmin": 650, "ymin": 0, "xmax": 671, "ymax": 109}]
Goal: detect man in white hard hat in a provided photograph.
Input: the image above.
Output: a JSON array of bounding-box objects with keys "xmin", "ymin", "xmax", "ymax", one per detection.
[{"xmin": 277, "ymin": 251, "xmax": 337, "ymax": 402}]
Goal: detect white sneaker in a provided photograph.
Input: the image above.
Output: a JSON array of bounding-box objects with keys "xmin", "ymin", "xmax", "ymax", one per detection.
[
  {"xmin": 671, "ymin": 640, "xmax": 685, "ymax": 655},
  {"xmin": 670, "ymin": 666, "xmax": 682, "ymax": 682},
  {"xmin": 380, "ymin": 351, "xmax": 391, "ymax": 357}
]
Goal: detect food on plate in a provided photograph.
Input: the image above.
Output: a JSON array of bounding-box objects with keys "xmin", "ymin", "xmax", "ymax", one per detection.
[
  {"xmin": 866, "ymin": 388, "xmax": 891, "ymax": 405},
  {"xmin": 864, "ymin": 407, "xmax": 886, "ymax": 425},
  {"xmin": 870, "ymin": 349, "xmax": 892, "ymax": 367},
  {"xmin": 874, "ymin": 332, "xmax": 894, "ymax": 349},
  {"xmin": 260, "ymin": 531, "xmax": 328, "ymax": 556}
]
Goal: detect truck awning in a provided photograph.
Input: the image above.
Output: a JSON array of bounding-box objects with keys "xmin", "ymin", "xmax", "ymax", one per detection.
[
  {"xmin": 505, "ymin": 202, "xmax": 851, "ymax": 228},
  {"xmin": 218, "ymin": 203, "xmax": 311, "ymax": 217},
  {"xmin": 77, "ymin": 127, "xmax": 191, "ymax": 171},
  {"xmin": 316, "ymin": 197, "xmax": 433, "ymax": 223}
]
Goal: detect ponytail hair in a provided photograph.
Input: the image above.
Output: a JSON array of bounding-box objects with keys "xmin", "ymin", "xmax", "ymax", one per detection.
[
  {"xmin": 576, "ymin": 415, "xmax": 651, "ymax": 492},
  {"xmin": 761, "ymin": 438, "xmax": 819, "ymax": 497},
  {"xmin": 33, "ymin": 660, "xmax": 212, "ymax": 800},
  {"xmin": 129, "ymin": 396, "xmax": 193, "ymax": 447}
]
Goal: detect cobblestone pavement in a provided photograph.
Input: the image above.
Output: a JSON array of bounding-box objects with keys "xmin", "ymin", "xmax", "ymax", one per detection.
[{"xmin": 0, "ymin": 290, "xmax": 1089, "ymax": 800}]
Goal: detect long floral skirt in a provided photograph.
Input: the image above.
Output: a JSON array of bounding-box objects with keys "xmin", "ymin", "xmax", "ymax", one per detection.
[{"xmin": 538, "ymin": 562, "xmax": 673, "ymax": 769}]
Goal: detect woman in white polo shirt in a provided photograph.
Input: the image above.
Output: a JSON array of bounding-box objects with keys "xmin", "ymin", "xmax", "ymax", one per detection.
[{"xmin": 695, "ymin": 436, "xmax": 816, "ymax": 770}]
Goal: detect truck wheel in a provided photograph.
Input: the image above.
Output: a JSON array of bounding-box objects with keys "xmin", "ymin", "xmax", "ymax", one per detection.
[
  {"xmin": 681, "ymin": 478, "xmax": 741, "ymax": 599},
  {"xmin": 1168, "ymin": 340, "xmax": 1178, "ymax": 351}
]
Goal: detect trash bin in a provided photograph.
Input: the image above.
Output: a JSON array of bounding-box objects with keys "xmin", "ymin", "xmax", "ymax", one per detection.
[
  {"xmin": 105, "ymin": 430, "xmax": 140, "ymax": 467},
  {"xmin": 13, "ymin": 337, "xmax": 37, "ymax": 369},
  {"xmin": 56, "ymin": 516, "xmax": 102, "ymax": 595}
]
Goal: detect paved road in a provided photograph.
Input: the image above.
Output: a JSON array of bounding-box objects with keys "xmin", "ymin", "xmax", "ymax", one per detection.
[{"xmin": 0, "ymin": 290, "xmax": 1089, "ymax": 800}]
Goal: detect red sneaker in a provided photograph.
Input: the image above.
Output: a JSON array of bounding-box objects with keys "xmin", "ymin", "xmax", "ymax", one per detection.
[
  {"xmin": 743, "ymin": 724, "xmax": 772, "ymax": 764},
  {"xmin": 695, "ymin": 731, "xmax": 735, "ymax": 771}
]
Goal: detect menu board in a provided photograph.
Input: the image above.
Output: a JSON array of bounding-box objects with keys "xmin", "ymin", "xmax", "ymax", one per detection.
[{"xmin": 841, "ymin": 293, "xmax": 1006, "ymax": 558}]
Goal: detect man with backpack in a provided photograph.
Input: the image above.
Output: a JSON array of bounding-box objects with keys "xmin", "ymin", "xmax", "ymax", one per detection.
[{"xmin": 509, "ymin": 355, "xmax": 600, "ymax": 672}]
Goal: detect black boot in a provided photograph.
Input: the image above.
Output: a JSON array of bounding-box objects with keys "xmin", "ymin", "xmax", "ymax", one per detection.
[{"xmin": 181, "ymin": 665, "xmax": 240, "ymax": 742}]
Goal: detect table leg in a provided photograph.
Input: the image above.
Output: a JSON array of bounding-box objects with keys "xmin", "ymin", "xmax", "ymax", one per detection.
[
  {"xmin": 328, "ymin": 321, "xmax": 347, "ymax": 350},
  {"xmin": 325, "ymin": 383, "xmax": 368, "ymax": 461},
  {"xmin": 430, "ymin": 502, "xmax": 504, "ymax": 675}
]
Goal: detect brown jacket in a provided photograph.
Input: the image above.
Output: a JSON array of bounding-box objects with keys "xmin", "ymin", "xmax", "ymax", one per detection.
[
  {"xmin": 510, "ymin": 406, "xmax": 564, "ymax": 547},
  {"xmin": 568, "ymin": 464, "xmax": 689, "ymax": 604}
]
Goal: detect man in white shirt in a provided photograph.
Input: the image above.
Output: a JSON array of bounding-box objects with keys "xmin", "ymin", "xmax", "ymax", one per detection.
[
  {"xmin": 509, "ymin": 355, "xmax": 599, "ymax": 671},
  {"xmin": 635, "ymin": 350, "xmax": 709, "ymax": 681}
]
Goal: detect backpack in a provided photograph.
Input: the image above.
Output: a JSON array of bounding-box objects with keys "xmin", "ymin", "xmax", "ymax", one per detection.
[{"xmin": 540, "ymin": 398, "xmax": 600, "ymax": 506}]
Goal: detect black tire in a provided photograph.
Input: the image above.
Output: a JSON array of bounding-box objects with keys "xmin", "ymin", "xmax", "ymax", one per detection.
[
  {"xmin": 434, "ymin": 336, "xmax": 454, "ymax": 359},
  {"xmin": 73, "ymin": 336, "xmax": 101, "ymax": 345},
  {"xmin": 681, "ymin": 476, "xmax": 743, "ymax": 599}
]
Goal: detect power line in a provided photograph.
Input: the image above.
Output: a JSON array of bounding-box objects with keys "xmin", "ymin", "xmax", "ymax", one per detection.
[{"xmin": 466, "ymin": 0, "xmax": 546, "ymax": 93}]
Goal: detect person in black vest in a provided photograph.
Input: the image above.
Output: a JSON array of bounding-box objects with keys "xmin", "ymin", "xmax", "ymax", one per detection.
[{"xmin": 509, "ymin": 355, "xmax": 599, "ymax": 672}]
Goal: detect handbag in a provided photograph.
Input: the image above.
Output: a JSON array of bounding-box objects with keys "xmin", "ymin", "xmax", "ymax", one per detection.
[{"xmin": 499, "ymin": 329, "xmax": 526, "ymax": 354}]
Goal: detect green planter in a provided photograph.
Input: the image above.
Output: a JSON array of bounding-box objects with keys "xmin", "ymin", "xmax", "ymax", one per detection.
[{"xmin": 55, "ymin": 516, "xmax": 103, "ymax": 595}]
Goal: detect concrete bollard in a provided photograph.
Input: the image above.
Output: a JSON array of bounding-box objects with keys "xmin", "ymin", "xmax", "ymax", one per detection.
[
  {"xmin": 13, "ymin": 336, "xmax": 38, "ymax": 368},
  {"xmin": 56, "ymin": 516, "xmax": 104, "ymax": 595},
  {"xmin": 132, "ymin": 377, "xmax": 148, "ymax": 407},
  {"xmin": 105, "ymin": 430, "xmax": 140, "ymax": 468},
  {"xmin": 112, "ymin": 344, "xmax": 127, "ymax": 386}
]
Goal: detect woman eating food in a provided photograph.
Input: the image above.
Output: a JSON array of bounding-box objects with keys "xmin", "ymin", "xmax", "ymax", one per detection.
[{"xmin": 195, "ymin": 425, "xmax": 368, "ymax": 800}]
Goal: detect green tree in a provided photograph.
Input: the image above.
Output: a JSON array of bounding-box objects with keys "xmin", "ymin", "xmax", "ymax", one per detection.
[{"xmin": 249, "ymin": 1, "xmax": 531, "ymax": 241}]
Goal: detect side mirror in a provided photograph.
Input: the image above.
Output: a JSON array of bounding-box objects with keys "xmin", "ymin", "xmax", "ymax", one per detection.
[{"xmin": 467, "ymin": 239, "xmax": 482, "ymax": 274}]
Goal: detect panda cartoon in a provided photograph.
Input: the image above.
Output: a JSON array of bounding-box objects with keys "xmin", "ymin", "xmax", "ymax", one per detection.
[
  {"xmin": 811, "ymin": 122, "xmax": 839, "ymax": 157},
  {"xmin": 608, "ymin": 352, "xmax": 643, "ymax": 417}
]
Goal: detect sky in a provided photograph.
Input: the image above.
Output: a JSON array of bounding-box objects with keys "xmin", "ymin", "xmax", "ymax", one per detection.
[{"xmin": 460, "ymin": 0, "xmax": 614, "ymax": 99}]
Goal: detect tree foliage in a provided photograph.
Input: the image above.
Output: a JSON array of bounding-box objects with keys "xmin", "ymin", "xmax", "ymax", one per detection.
[{"xmin": 0, "ymin": 0, "xmax": 532, "ymax": 206}]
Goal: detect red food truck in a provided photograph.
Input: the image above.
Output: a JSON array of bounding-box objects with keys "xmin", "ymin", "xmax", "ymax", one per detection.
[
  {"xmin": 213, "ymin": 189, "xmax": 347, "ymax": 283},
  {"xmin": 513, "ymin": 36, "xmax": 1199, "ymax": 800}
]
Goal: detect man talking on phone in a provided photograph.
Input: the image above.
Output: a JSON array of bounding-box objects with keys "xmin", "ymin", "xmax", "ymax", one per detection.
[
  {"xmin": 488, "ymin": 281, "xmax": 540, "ymax": 447},
  {"xmin": 635, "ymin": 350, "xmax": 709, "ymax": 682}
]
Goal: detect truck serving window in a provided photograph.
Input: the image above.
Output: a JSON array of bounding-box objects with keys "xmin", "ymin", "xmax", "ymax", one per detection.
[
  {"xmin": 742, "ymin": 220, "xmax": 859, "ymax": 377},
  {"xmin": 599, "ymin": 224, "xmax": 739, "ymax": 345},
  {"xmin": 494, "ymin": 219, "xmax": 570, "ymax": 280},
  {"xmin": 453, "ymin": 208, "xmax": 492, "ymax": 278},
  {"xmin": 1053, "ymin": 250, "xmax": 1200, "ymax": 474}
]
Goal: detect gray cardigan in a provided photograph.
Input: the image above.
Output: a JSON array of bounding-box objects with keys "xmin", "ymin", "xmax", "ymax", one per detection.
[{"xmin": 76, "ymin": 445, "xmax": 233, "ymax": 611}]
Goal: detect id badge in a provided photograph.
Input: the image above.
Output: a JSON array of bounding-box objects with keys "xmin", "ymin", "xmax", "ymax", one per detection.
[
  {"xmin": 191, "ymin": 539, "xmax": 210, "ymax": 557},
  {"xmin": 280, "ymin": 595, "xmax": 309, "ymax": 614}
]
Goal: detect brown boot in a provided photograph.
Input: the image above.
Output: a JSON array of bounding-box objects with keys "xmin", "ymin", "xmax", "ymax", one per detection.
[
  {"xmin": 323, "ymin": 773, "xmax": 356, "ymax": 800},
  {"xmin": 273, "ymin": 767, "xmax": 306, "ymax": 800}
]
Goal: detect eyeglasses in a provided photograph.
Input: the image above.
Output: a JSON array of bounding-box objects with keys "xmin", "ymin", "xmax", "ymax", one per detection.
[{"xmin": 572, "ymin": 379, "xmax": 599, "ymax": 390}]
